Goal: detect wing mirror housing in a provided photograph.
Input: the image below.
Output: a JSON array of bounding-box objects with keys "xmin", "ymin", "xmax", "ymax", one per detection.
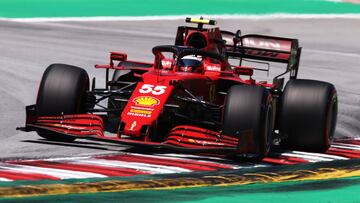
[
  {"xmin": 95, "ymin": 52, "xmax": 128, "ymax": 69},
  {"xmin": 109, "ymin": 52, "xmax": 127, "ymax": 68}
]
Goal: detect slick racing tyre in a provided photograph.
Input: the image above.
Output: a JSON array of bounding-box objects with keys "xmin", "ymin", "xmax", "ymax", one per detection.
[
  {"xmin": 36, "ymin": 64, "xmax": 90, "ymax": 142},
  {"xmin": 279, "ymin": 79, "xmax": 338, "ymax": 152},
  {"xmin": 223, "ymin": 85, "xmax": 273, "ymax": 160}
]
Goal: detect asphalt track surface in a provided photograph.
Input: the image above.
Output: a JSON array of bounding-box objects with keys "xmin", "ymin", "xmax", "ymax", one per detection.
[{"xmin": 0, "ymin": 19, "xmax": 359, "ymax": 160}]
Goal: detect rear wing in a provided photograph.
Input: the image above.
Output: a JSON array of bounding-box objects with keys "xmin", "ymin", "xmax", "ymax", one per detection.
[{"xmin": 225, "ymin": 34, "xmax": 302, "ymax": 80}]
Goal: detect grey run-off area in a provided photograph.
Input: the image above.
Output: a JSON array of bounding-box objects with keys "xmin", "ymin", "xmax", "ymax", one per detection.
[{"xmin": 0, "ymin": 19, "xmax": 359, "ymax": 159}]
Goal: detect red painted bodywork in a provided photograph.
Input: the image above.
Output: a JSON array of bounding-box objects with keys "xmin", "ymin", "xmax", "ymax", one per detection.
[
  {"xmin": 26, "ymin": 56, "xmax": 266, "ymax": 153},
  {"xmin": 28, "ymin": 114, "xmax": 241, "ymax": 152},
  {"xmin": 21, "ymin": 19, "xmax": 302, "ymax": 155}
]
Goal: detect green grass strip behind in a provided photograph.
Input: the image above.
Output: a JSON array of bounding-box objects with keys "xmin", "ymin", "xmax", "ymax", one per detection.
[{"xmin": 0, "ymin": 0, "xmax": 359, "ymax": 18}]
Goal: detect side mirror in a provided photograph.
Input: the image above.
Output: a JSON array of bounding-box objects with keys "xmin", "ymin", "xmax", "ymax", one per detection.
[
  {"xmin": 95, "ymin": 52, "xmax": 127, "ymax": 69},
  {"xmin": 234, "ymin": 66, "xmax": 254, "ymax": 76},
  {"xmin": 110, "ymin": 52, "xmax": 127, "ymax": 68}
]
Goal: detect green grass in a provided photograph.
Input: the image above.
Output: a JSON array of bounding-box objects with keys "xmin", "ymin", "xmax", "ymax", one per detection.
[
  {"xmin": 0, "ymin": 0, "xmax": 359, "ymax": 18},
  {"xmin": 1, "ymin": 176, "xmax": 360, "ymax": 203}
]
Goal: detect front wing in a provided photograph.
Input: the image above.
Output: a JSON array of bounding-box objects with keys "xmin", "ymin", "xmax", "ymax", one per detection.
[{"xmin": 18, "ymin": 106, "xmax": 256, "ymax": 154}]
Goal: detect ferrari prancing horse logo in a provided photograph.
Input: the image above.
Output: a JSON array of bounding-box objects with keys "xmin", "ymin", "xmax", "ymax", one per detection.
[{"xmin": 129, "ymin": 121, "xmax": 137, "ymax": 131}]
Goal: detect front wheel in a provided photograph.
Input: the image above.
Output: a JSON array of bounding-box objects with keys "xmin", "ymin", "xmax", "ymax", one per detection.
[
  {"xmin": 36, "ymin": 64, "xmax": 89, "ymax": 142},
  {"xmin": 222, "ymin": 85, "xmax": 273, "ymax": 160}
]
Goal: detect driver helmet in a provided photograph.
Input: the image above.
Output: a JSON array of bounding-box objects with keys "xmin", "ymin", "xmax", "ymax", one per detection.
[{"xmin": 178, "ymin": 55, "xmax": 204, "ymax": 73}]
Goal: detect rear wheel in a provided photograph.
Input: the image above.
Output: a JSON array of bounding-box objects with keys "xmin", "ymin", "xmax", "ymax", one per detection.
[
  {"xmin": 279, "ymin": 79, "xmax": 337, "ymax": 152},
  {"xmin": 223, "ymin": 85, "xmax": 273, "ymax": 160},
  {"xmin": 36, "ymin": 64, "xmax": 89, "ymax": 142}
]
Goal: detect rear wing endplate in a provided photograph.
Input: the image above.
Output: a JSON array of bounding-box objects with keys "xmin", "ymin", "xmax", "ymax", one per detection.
[{"xmin": 225, "ymin": 34, "xmax": 302, "ymax": 79}]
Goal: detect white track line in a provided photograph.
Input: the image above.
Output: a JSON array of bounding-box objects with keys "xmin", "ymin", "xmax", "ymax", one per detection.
[
  {"xmin": 0, "ymin": 177, "xmax": 12, "ymax": 182},
  {"xmin": 1, "ymin": 14, "xmax": 360, "ymax": 23},
  {"xmin": 151, "ymin": 153, "xmax": 270, "ymax": 169},
  {"xmin": 53, "ymin": 153, "xmax": 265, "ymax": 170},
  {"xmin": 154, "ymin": 153, "xmax": 228, "ymax": 161},
  {"xmin": 134, "ymin": 153, "xmax": 236, "ymax": 165},
  {"xmin": 42, "ymin": 152, "xmax": 260, "ymax": 169},
  {"xmin": 71, "ymin": 159, "xmax": 191, "ymax": 174},
  {"xmin": 331, "ymin": 144, "xmax": 360, "ymax": 151},
  {"xmin": 291, "ymin": 151, "xmax": 348, "ymax": 160},
  {"xmin": 0, "ymin": 164, "xmax": 106, "ymax": 179},
  {"xmin": 332, "ymin": 143, "xmax": 360, "ymax": 150},
  {"xmin": 277, "ymin": 152, "xmax": 333, "ymax": 162},
  {"xmin": 142, "ymin": 153, "xmax": 256, "ymax": 169}
]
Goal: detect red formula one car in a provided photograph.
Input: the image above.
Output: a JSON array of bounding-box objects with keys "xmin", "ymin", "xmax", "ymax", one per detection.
[{"xmin": 18, "ymin": 18, "xmax": 338, "ymax": 159}]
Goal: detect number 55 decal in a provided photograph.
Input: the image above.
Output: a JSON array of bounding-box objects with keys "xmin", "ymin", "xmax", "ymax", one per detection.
[{"xmin": 139, "ymin": 84, "xmax": 167, "ymax": 95}]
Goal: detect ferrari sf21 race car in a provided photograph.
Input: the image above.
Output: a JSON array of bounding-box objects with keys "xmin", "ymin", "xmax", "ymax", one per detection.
[{"xmin": 18, "ymin": 18, "xmax": 338, "ymax": 159}]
